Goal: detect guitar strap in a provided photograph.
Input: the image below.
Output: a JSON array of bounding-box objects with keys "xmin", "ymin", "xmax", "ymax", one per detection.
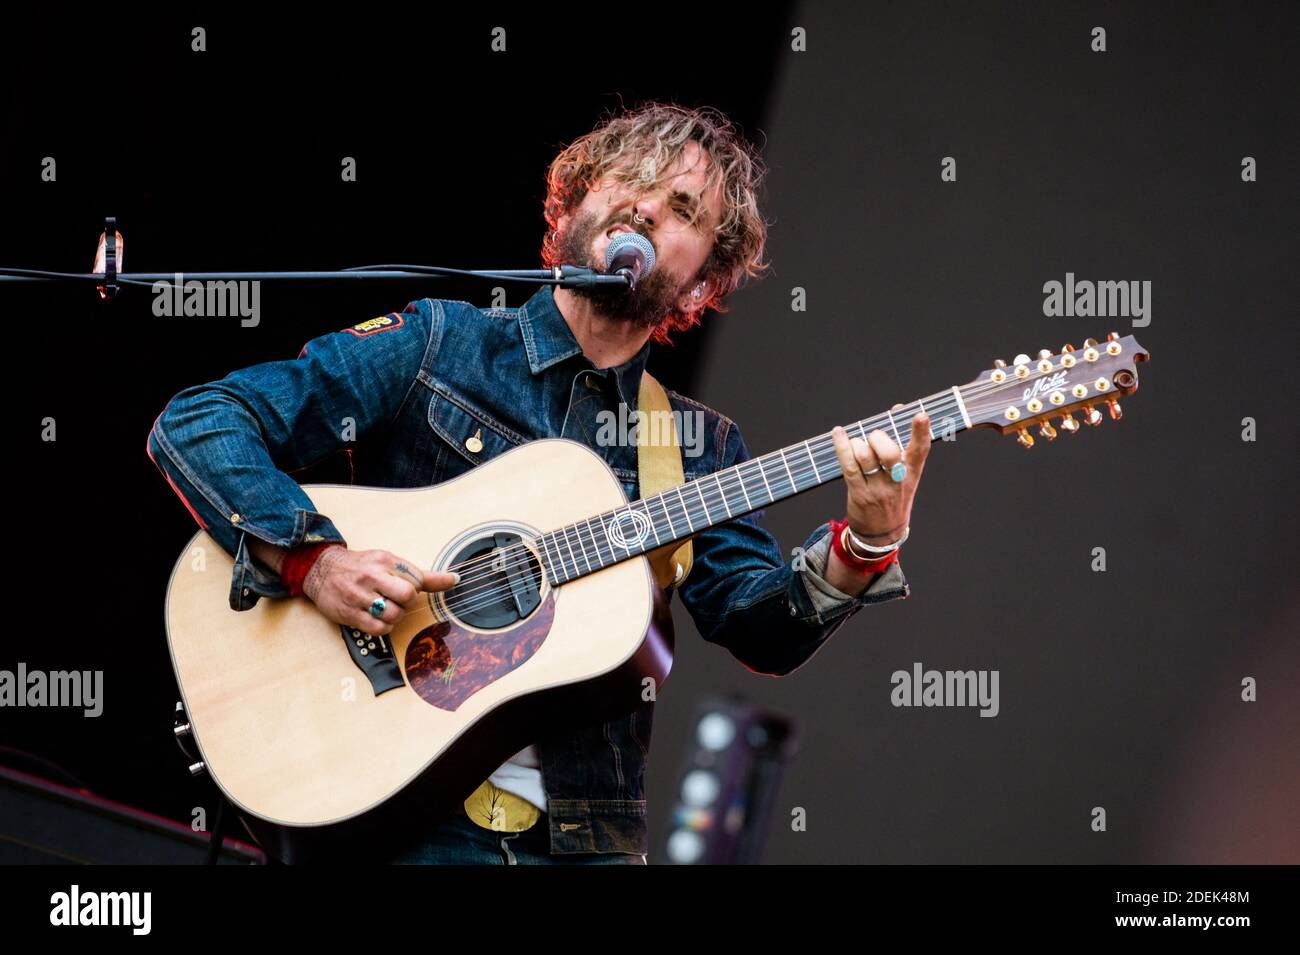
[
  {"xmin": 462, "ymin": 371, "xmax": 694, "ymax": 834},
  {"xmin": 637, "ymin": 370, "xmax": 694, "ymax": 591}
]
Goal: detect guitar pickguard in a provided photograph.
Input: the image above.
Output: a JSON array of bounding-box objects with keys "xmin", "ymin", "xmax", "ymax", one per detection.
[{"xmin": 404, "ymin": 591, "xmax": 556, "ymax": 710}]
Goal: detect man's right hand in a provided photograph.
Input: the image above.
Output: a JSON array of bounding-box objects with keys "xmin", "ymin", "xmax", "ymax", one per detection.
[{"xmin": 303, "ymin": 546, "xmax": 459, "ymax": 636}]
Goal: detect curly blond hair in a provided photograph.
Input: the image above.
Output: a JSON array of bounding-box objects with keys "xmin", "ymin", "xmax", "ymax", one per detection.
[{"xmin": 541, "ymin": 102, "xmax": 770, "ymax": 344}]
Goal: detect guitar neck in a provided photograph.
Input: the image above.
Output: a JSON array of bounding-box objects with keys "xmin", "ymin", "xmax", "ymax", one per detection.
[{"xmin": 538, "ymin": 386, "xmax": 972, "ymax": 585}]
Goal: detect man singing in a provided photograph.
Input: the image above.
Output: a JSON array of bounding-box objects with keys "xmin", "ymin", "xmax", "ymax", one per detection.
[{"xmin": 147, "ymin": 102, "xmax": 931, "ymax": 864}]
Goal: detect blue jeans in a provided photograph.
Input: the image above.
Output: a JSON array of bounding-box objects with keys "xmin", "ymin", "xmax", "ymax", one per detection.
[{"xmin": 386, "ymin": 810, "xmax": 648, "ymax": 865}]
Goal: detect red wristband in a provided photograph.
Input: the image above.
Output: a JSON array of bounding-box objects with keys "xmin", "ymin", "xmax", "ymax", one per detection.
[
  {"xmin": 828, "ymin": 517, "xmax": 899, "ymax": 575},
  {"xmin": 280, "ymin": 542, "xmax": 341, "ymax": 597}
]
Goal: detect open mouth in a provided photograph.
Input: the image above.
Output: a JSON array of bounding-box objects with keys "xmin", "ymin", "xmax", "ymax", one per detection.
[{"xmin": 606, "ymin": 224, "xmax": 636, "ymax": 239}]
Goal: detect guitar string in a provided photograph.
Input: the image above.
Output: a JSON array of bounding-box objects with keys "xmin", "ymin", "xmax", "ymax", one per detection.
[
  {"xmin": 418, "ymin": 390, "xmax": 968, "ymax": 614},
  {"xmin": 389, "ymin": 357, "xmax": 1120, "ymax": 618},
  {"xmin": 422, "ymin": 364, "xmax": 1108, "ymax": 617},
  {"xmin": 441, "ymin": 355, "xmax": 1090, "ymax": 597}
]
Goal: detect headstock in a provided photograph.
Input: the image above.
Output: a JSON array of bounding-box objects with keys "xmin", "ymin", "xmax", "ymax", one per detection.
[{"xmin": 958, "ymin": 333, "xmax": 1150, "ymax": 447}]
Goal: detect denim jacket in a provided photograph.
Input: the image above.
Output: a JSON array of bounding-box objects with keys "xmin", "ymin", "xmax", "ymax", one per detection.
[{"xmin": 146, "ymin": 284, "xmax": 909, "ymax": 856}]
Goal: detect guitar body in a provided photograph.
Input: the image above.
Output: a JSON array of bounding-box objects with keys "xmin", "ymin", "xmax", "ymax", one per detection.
[{"xmin": 164, "ymin": 438, "xmax": 673, "ymax": 863}]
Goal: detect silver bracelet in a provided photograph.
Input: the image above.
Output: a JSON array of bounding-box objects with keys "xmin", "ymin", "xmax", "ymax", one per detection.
[{"xmin": 845, "ymin": 524, "xmax": 910, "ymax": 556}]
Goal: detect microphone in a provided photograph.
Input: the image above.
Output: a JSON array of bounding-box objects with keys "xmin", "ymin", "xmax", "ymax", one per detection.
[{"xmin": 605, "ymin": 232, "xmax": 656, "ymax": 289}]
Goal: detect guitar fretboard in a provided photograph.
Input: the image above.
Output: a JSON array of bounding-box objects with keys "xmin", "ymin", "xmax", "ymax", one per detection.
[{"xmin": 537, "ymin": 386, "xmax": 973, "ymax": 585}]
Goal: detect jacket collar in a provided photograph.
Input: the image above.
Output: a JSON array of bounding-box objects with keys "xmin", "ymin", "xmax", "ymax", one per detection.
[{"xmin": 517, "ymin": 284, "xmax": 653, "ymax": 409}]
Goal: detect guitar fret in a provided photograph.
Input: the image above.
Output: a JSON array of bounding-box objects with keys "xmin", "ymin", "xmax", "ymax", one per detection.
[
  {"xmin": 804, "ymin": 440, "xmax": 821, "ymax": 483},
  {"xmin": 734, "ymin": 466, "xmax": 754, "ymax": 510},
  {"xmin": 674, "ymin": 486, "xmax": 696, "ymax": 532},
  {"xmin": 885, "ymin": 408, "xmax": 903, "ymax": 448},
  {"xmin": 656, "ymin": 493, "xmax": 678, "ymax": 538},
  {"xmin": 553, "ymin": 533, "xmax": 574, "ymax": 582},
  {"xmin": 754, "ymin": 457, "xmax": 774, "ymax": 502},
  {"xmin": 713, "ymin": 473, "xmax": 732, "ymax": 518},
  {"xmin": 694, "ymin": 480, "xmax": 712, "ymax": 523},
  {"xmin": 598, "ymin": 512, "xmax": 620, "ymax": 561},
  {"xmin": 598, "ymin": 514, "xmax": 615, "ymax": 561},
  {"xmin": 779, "ymin": 450, "xmax": 797, "ymax": 494},
  {"xmin": 560, "ymin": 526, "xmax": 579, "ymax": 575},
  {"xmin": 589, "ymin": 517, "xmax": 610, "ymax": 565},
  {"xmin": 541, "ymin": 534, "xmax": 562, "ymax": 581},
  {"xmin": 950, "ymin": 385, "xmax": 972, "ymax": 430},
  {"xmin": 644, "ymin": 501, "xmax": 663, "ymax": 546},
  {"xmin": 577, "ymin": 520, "xmax": 596, "ymax": 571}
]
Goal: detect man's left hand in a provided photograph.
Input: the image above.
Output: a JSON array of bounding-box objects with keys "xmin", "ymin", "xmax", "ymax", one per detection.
[{"xmin": 830, "ymin": 404, "xmax": 931, "ymax": 547}]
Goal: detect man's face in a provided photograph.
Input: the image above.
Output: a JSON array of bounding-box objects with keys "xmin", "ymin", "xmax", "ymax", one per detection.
[{"xmin": 554, "ymin": 140, "xmax": 723, "ymax": 331}]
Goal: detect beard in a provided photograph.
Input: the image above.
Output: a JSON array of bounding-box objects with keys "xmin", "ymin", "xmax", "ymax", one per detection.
[{"xmin": 553, "ymin": 209, "xmax": 690, "ymax": 331}]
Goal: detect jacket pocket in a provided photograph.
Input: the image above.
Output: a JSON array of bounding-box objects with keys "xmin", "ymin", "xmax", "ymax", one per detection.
[{"xmin": 424, "ymin": 379, "xmax": 527, "ymax": 468}]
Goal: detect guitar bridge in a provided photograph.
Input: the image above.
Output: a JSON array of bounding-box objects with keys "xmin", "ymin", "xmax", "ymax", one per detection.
[{"xmin": 340, "ymin": 626, "xmax": 405, "ymax": 696}]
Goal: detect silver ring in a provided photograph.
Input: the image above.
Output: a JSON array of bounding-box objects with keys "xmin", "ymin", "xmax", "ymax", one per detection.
[
  {"xmin": 863, "ymin": 467, "xmax": 881, "ymax": 475},
  {"xmin": 632, "ymin": 212, "xmax": 645, "ymax": 225}
]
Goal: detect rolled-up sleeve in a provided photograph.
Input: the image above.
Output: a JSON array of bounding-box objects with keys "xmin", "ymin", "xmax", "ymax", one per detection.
[{"xmin": 146, "ymin": 302, "xmax": 435, "ymax": 610}]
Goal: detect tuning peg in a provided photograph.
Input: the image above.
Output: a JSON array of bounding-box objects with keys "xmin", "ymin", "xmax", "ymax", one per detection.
[
  {"xmin": 1106, "ymin": 331, "xmax": 1121, "ymax": 342},
  {"xmin": 1015, "ymin": 427, "xmax": 1034, "ymax": 449},
  {"xmin": 1106, "ymin": 398, "xmax": 1123, "ymax": 420},
  {"xmin": 1037, "ymin": 349, "xmax": 1053, "ymax": 360},
  {"xmin": 1061, "ymin": 343, "xmax": 1076, "ymax": 353},
  {"xmin": 1013, "ymin": 353, "xmax": 1031, "ymax": 365},
  {"xmin": 1084, "ymin": 338, "xmax": 1099, "ymax": 348},
  {"xmin": 1059, "ymin": 413, "xmax": 1080, "ymax": 433},
  {"xmin": 993, "ymin": 358, "xmax": 1007, "ymax": 369},
  {"xmin": 1084, "ymin": 406, "xmax": 1104, "ymax": 427},
  {"xmin": 1038, "ymin": 420, "xmax": 1058, "ymax": 441}
]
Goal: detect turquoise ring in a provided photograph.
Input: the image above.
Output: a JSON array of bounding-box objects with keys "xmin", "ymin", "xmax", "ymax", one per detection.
[
  {"xmin": 889, "ymin": 462, "xmax": 908, "ymax": 483},
  {"xmin": 368, "ymin": 596, "xmax": 387, "ymax": 618}
]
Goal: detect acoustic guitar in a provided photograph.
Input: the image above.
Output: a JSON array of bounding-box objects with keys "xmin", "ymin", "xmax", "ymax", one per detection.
[{"xmin": 164, "ymin": 334, "xmax": 1149, "ymax": 861}]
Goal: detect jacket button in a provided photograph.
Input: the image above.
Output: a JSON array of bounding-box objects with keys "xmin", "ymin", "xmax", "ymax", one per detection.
[
  {"xmin": 789, "ymin": 604, "xmax": 797, "ymax": 616},
  {"xmin": 465, "ymin": 429, "xmax": 484, "ymax": 453},
  {"xmin": 242, "ymin": 588, "xmax": 250, "ymax": 596},
  {"xmin": 585, "ymin": 374, "xmax": 600, "ymax": 390},
  {"xmin": 230, "ymin": 513, "xmax": 241, "ymax": 524}
]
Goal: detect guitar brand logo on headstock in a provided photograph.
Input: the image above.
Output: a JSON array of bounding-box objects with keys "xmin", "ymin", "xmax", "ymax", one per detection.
[{"xmin": 1024, "ymin": 371, "xmax": 1068, "ymax": 404}]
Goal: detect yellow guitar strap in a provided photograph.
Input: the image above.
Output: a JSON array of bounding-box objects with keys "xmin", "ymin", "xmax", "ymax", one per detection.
[{"xmin": 637, "ymin": 371, "xmax": 694, "ymax": 591}]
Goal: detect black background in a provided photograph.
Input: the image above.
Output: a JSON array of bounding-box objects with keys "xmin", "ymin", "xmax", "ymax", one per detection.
[{"xmin": 1, "ymin": 2, "xmax": 1296, "ymax": 865}]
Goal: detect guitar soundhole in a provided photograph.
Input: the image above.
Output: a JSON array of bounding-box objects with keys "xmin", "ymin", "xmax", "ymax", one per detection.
[
  {"xmin": 405, "ymin": 529, "xmax": 554, "ymax": 711},
  {"xmin": 441, "ymin": 530, "xmax": 544, "ymax": 630}
]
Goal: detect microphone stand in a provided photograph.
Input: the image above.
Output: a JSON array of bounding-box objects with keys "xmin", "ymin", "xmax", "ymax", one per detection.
[{"xmin": 0, "ymin": 217, "xmax": 632, "ymax": 300}]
